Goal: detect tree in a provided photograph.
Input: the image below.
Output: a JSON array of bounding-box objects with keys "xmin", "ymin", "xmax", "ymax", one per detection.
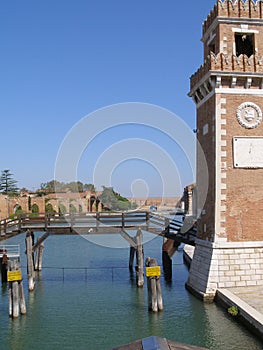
[
  {"xmin": 0, "ymin": 169, "xmax": 19, "ymax": 195},
  {"xmin": 39, "ymin": 180, "xmax": 65, "ymax": 193},
  {"xmin": 38, "ymin": 180, "xmax": 94, "ymax": 193},
  {"xmin": 98, "ymin": 186, "xmax": 137, "ymax": 211},
  {"xmin": 99, "ymin": 187, "xmax": 118, "ymax": 210},
  {"xmin": 64, "ymin": 181, "xmax": 84, "ymax": 192},
  {"xmin": 83, "ymin": 183, "xmax": 96, "ymax": 192}
]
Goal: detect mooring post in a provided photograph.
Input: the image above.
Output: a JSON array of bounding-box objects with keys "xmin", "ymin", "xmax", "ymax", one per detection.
[
  {"xmin": 25, "ymin": 230, "xmax": 35, "ymax": 291},
  {"xmin": 1, "ymin": 251, "xmax": 8, "ymax": 283},
  {"xmin": 145, "ymin": 257, "xmax": 163, "ymax": 312},
  {"xmin": 19, "ymin": 280, "xmax": 26, "ymax": 315},
  {"xmin": 35, "ymin": 238, "xmax": 44, "ymax": 271},
  {"xmin": 136, "ymin": 229, "xmax": 144, "ymax": 287},
  {"xmin": 162, "ymin": 238, "xmax": 172, "ymax": 282},
  {"xmin": 156, "ymin": 272, "xmax": 163, "ymax": 311},
  {"xmin": 12, "ymin": 281, "xmax": 19, "ymax": 318},
  {"xmin": 129, "ymin": 246, "xmax": 136, "ymax": 270},
  {"xmin": 8, "ymin": 259, "xmax": 26, "ymax": 318}
]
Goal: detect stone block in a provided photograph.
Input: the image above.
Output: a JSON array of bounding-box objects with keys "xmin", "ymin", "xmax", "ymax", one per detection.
[
  {"xmin": 250, "ymin": 253, "xmax": 260, "ymax": 259},
  {"xmin": 230, "ymin": 276, "xmax": 241, "ymax": 282},
  {"xmin": 240, "ymin": 254, "xmax": 250, "ymax": 259},
  {"xmin": 218, "ymin": 265, "xmax": 230, "ymax": 271},
  {"xmin": 239, "ymin": 264, "xmax": 251, "ymax": 271},
  {"xmin": 246, "ymin": 280, "xmax": 258, "ymax": 286},
  {"xmin": 235, "ymin": 281, "xmax": 247, "ymax": 287},
  {"xmin": 251, "ymin": 275, "xmax": 261, "ymax": 281},
  {"xmin": 241, "ymin": 275, "xmax": 251, "ymax": 281},
  {"xmin": 225, "ymin": 270, "xmax": 235, "ymax": 276},
  {"xmin": 224, "ymin": 282, "xmax": 236, "ymax": 288}
]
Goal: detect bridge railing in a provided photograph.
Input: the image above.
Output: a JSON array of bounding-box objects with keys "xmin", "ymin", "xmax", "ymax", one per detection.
[
  {"xmin": 0, "ymin": 211, "xmax": 197, "ymax": 245},
  {"xmin": 0, "ymin": 244, "xmax": 20, "ymax": 258},
  {"xmin": 0, "ymin": 217, "xmax": 22, "ymax": 236}
]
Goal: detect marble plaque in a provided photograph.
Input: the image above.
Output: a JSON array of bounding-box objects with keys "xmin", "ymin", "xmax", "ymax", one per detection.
[{"xmin": 233, "ymin": 137, "xmax": 263, "ymax": 168}]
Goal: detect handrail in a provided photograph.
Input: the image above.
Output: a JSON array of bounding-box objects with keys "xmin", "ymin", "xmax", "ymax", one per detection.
[
  {"xmin": 0, "ymin": 211, "xmax": 196, "ymax": 245},
  {"xmin": 0, "ymin": 244, "xmax": 20, "ymax": 258}
]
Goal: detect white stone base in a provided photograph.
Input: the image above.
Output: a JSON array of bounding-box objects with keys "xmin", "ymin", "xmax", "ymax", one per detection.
[{"xmin": 186, "ymin": 239, "xmax": 263, "ymax": 301}]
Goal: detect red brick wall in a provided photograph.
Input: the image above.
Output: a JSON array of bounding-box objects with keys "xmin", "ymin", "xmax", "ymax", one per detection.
[
  {"xmin": 196, "ymin": 96, "xmax": 216, "ymax": 240},
  {"xmin": 222, "ymin": 93, "xmax": 263, "ymax": 241}
]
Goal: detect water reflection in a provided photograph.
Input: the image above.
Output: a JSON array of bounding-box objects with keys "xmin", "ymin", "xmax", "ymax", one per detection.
[
  {"xmin": 202, "ymin": 302, "xmax": 263, "ymax": 349},
  {"xmin": 1, "ymin": 233, "xmax": 263, "ymax": 350}
]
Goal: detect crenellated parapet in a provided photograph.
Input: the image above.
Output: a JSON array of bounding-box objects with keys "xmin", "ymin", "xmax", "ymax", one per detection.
[
  {"xmin": 203, "ymin": 0, "xmax": 263, "ymax": 34},
  {"xmin": 190, "ymin": 52, "xmax": 263, "ymax": 90}
]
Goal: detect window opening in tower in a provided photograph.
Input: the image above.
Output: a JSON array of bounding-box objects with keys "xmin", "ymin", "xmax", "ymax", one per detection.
[{"xmin": 235, "ymin": 33, "xmax": 254, "ymax": 57}]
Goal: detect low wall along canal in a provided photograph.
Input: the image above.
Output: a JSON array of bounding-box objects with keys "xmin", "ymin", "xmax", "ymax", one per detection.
[{"xmin": 0, "ymin": 232, "xmax": 263, "ymax": 350}]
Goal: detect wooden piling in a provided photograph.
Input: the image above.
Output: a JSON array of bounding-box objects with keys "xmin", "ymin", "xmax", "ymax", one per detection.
[
  {"xmin": 35, "ymin": 238, "xmax": 44, "ymax": 271},
  {"xmin": 1, "ymin": 251, "xmax": 8, "ymax": 283},
  {"xmin": 129, "ymin": 246, "xmax": 136, "ymax": 270},
  {"xmin": 12, "ymin": 280, "xmax": 19, "ymax": 318},
  {"xmin": 25, "ymin": 230, "xmax": 35, "ymax": 291},
  {"xmin": 8, "ymin": 283, "xmax": 13, "ymax": 317},
  {"xmin": 162, "ymin": 238, "xmax": 179, "ymax": 282},
  {"xmin": 145, "ymin": 257, "xmax": 163, "ymax": 312},
  {"xmin": 156, "ymin": 274, "xmax": 163, "ymax": 311},
  {"xmin": 162, "ymin": 250, "xmax": 172, "ymax": 282},
  {"xmin": 8, "ymin": 259, "xmax": 26, "ymax": 318},
  {"xmin": 19, "ymin": 281, "xmax": 26, "ymax": 315},
  {"xmin": 136, "ymin": 229, "xmax": 144, "ymax": 287}
]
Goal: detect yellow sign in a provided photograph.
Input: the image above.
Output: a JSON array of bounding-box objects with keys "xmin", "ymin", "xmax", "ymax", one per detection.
[
  {"xmin": 7, "ymin": 270, "xmax": 22, "ymax": 282},
  {"xmin": 146, "ymin": 266, "xmax": 161, "ymax": 277}
]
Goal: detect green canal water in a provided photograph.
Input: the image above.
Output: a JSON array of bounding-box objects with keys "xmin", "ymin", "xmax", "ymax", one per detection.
[{"xmin": 1, "ymin": 232, "xmax": 263, "ymax": 350}]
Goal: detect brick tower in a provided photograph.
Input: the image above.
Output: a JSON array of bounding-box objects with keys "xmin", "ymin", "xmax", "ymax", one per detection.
[{"xmin": 187, "ymin": 0, "xmax": 263, "ymax": 300}]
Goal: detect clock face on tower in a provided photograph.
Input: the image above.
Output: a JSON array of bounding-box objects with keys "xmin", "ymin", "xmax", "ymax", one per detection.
[{"xmin": 236, "ymin": 102, "xmax": 262, "ymax": 129}]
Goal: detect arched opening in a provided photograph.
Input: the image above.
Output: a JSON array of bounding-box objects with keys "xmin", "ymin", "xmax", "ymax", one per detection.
[
  {"xmin": 45, "ymin": 203, "xmax": 55, "ymax": 214},
  {"xmin": 69, "ymin": 203, "xmax": 77, "ymax": 213},
  {"xmin": 14, "ymin": 204, "xmax": 23, "ymax": 215},
  {"xmin": 31, "ymin": 204, "xmax": 39, "ymax": 215},
  {"xmin": 90, "ymin": 196, "xmax": 96, "ymax": 212},
  {"xmin": 95, "ymin": 198, "xmax": 100, "ymax": 212},
  {"xmin": 59, "ymin": 203, "xmax": 67, "ymax": 215}
]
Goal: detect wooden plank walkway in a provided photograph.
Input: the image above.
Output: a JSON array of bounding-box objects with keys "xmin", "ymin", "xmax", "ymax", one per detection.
[{"xmin": 0, "ymin": 211, "xmax": 197, "ymax": 246}]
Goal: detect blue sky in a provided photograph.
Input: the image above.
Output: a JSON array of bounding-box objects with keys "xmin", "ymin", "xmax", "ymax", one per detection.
[{"xmin": 0, "ymin": 0, "xmax": 216, "ymax": 197}]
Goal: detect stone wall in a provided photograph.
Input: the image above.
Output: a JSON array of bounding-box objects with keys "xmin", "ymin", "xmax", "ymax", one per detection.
[
  {"xmin": 186, "ymin": 239, "xmax": 263, "ymax": 300},
  {"xmin": 128, "ymin": 197, "xmax": 181, "ymax": 209},
  {"xmin": 0, "ymin": 192, "xmax": 101, "ymax": 220}
]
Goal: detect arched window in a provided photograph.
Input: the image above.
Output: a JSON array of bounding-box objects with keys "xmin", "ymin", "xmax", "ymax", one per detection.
[
  {"xmin": 69, "ymin": 203, "xmax": 77, "ymax": 213},
  {"xmin": 45, "ymin": 203, "xmax": 54, "ymax": 214},
  {"xmin": 31, "ymin": 204, "xmax": 39, "ymax": 214},
  {"xmin": 14, "ymin": 204, "xmax": 22, "ymax": 214}
]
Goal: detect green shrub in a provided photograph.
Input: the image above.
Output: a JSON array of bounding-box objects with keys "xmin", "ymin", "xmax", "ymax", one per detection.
[{"xmin": 228, "ymin": 305, "xmax": 239, "ymax": 316}]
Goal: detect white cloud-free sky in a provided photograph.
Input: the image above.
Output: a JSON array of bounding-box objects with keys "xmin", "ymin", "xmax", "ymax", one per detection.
[{"xmin": 0, "ymin": 0, "xmax": 216, "ymax": 196}]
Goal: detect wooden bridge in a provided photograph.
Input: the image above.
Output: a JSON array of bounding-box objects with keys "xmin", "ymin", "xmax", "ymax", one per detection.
[
  {"xmin": 0, "ymin": 211, "xmax": 196, "ymax": 246},
  {"xmin": 0, "ymin": 211, "xmax": 197, "ymax": 299}
]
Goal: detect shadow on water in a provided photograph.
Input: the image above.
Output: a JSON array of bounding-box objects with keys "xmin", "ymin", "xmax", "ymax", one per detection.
[{"xmin": 1, "ymin": 282, "xmax": 7, "ymax": 295}]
